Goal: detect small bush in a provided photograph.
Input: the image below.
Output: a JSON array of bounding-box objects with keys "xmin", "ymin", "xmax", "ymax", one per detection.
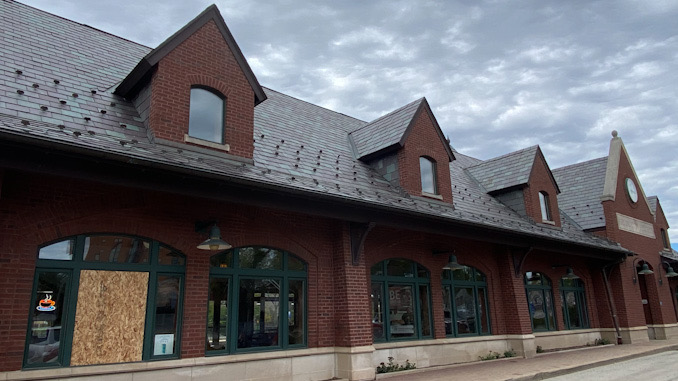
[
  {"xmin": 376, "ymin": 357, "xmax": 416, "ymax": 374},
  {"xmin": 536, "ymin": 345, "xmax": 544, "ymax": 353},
  {"xmin": 594, "ymin": 338, "xmax": 611, "ymax": 346},
  {"xmin": 503, "ymin": 349, "xmax": 516, "ymax": 358},
  {"xmin": 479, "ymin": 351, "xmax": 501, "ymax": 361}
]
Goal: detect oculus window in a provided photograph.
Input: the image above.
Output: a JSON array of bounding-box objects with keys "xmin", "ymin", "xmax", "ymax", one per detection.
[
  {"xmin": 370, "ymin": 259, "xmax": 432, "ymax": 342},
  {"xmin": 25, "ymin": 235, "xmax": 185, "ymax": 369},
  {"xmin": 442, "ymin": 265, "xmax": 491, "ymax": 336},
  {"xmin": 206, "ymin": 247, "xmax": 306, "ymax": 355},
  {"xmin": 539, "ymin": 191, "xmax": 552, "ymax": 222},
  {"xmin": 188, "ymin": 87, "xmax": 225, "ymax": 143},
  {"xmin": 524, "ymin": 272, "xmax": 556, "ymax": 331},
  {"xmin": 560, "ymin": 278, "xmax": 589, "ymax": 329},
  {"xmin": 419, "ymin": 157, "xmax": 437, "ymax": 194}
]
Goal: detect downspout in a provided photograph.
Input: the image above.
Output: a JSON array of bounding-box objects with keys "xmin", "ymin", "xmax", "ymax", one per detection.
[{"xmin": 602, "ymin": 259, "xmax": 624, "ymax": 344}]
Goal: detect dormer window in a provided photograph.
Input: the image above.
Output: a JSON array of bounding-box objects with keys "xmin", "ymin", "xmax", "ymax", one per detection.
[
  {"xmin": 188, "ymin": 87, "xmax": 225, "ymax": 143},
  {"xmin": 420, "ymin": 156, "xmax": 437, "ymax": 195},
  {"xmin": 539, "ymin": 191, "xmax": 552, "ymax": 222}
]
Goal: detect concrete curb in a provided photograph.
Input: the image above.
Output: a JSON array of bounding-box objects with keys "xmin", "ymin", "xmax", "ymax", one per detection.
[{"xmin": 507, "ymin": 344, "xmax": 678, "ymax": 381}]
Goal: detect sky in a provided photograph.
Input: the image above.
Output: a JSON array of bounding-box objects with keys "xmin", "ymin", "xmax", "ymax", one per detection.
[{"xmin": 19, "ymin": 0, "xmax": 678, "ymax": 245}]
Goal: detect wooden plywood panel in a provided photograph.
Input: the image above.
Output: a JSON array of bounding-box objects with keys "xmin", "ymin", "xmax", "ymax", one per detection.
[{"xmin": 71, "ymin": 270, "xmax": 148, "ymax": 366}]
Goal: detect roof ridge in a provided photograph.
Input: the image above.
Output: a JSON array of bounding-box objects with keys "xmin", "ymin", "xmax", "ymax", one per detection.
[
  {"xmin": 11, "ymin": 0, "xmax": 152, "ymax": 50},
  {"xmin": 348, "ymin": 97, "xmax": 424, "ymax": 135},
  {"xmin": 467, "ymin": 145, "xmax": 539, "ymax": 169},
  {"xmin": 261, "ymin": 87, "xmax": 367, "ymax": 124},
  {"xmin": 552, "ymin": 156, "xmax": 607, "ymax": 172}
]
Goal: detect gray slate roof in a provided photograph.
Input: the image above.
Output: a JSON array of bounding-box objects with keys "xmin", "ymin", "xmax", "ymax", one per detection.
[
  {"xmin": 466, "ymin": 146, "xmax": 539, "ymax": 193},
  {"xmin": 349, "ymin": 98, "xmax": 422, "ymax": 159},
  {"xmin": 0, "ymin": 1, "xmax": 627, "ymax": 255},
  {"xmin": 552, "ymin": 157, "xmax": 608, "ymax": 230}
]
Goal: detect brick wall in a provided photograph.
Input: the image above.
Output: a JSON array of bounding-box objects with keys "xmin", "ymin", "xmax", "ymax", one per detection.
[
  {"xmin": 396, "ymin": 108, "xmax": 453, "ymax": 203},
  {"xmin": 148, "ymin": 20, "xmax": 255, "ymax": 158},
  {"xmin": 523, "ymin": 151, "xmax": 561, "ymax": 227},
  {"xmin": 599, "ymin": 149, "xmax": 677, "ymax": 328},
  {"xmin": 0, "ymin": 170, "xmax": 343, "ymax": 371}
]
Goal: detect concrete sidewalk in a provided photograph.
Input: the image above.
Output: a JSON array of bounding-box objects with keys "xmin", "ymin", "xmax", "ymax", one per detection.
[{"xmin": 377, "ymin": 338, "xmax": 678, "ymax": 381}]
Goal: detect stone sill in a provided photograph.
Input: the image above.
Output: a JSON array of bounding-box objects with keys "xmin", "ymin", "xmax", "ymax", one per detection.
[{"xmin": 184, "ymin": 134, "xmax": 230, "ymax": 152}]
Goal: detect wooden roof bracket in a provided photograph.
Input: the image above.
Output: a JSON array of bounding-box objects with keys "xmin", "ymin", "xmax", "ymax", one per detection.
[
  {"xmin": 513, "ymin": 246, "xmax": 533, "ymax": 278},
  {"xmin": 350, "ymin": 221, "xmax": 375, "ymax": 265}
]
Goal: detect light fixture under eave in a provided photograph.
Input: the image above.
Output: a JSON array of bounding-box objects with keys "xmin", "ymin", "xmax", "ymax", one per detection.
[
  {"xmin": 197, "ymin": 224, "xmax": 232, "ymax": 251},
  {"xmin": 638, "ymin": 263, "xmax": 654, "ymax": 275},
  {"xmin": 665, "ymin": 265, "xmax": 678, "ymax": 278},
  {"xmin": 442, "ymin": 255, "xmax": 464, "ymax": 271},
  {"xmin": 563, "ymin": 268, "xmax": 580, "ymax": 280}
]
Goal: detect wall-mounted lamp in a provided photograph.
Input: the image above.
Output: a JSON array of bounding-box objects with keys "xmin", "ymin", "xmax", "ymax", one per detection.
[
  {"xmin": 563, "ymin": 267, "xmax": 580, "ymax": 280},
  {"xmin": 657, "ymin": 261, "xmax": 678, "ymax": 285},
  {"xmin": 196, "ymin": 222, "xmax": 232, "ymax": 251},
  {"xmin": 632, "ymin": 257, "xmax": 654, "ymax": 284},
  {"xmin": 551, "ymin": 265, "xmax": 580, "ymax": 280},
  {"xmin": 434, "ymin": 251, "xmax": 464, "ymax": 271}
]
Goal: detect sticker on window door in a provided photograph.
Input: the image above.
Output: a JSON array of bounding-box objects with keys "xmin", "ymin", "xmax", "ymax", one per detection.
[{"xmin": 36, "ymin": 294, "xmax": 56, "ymax": 311}]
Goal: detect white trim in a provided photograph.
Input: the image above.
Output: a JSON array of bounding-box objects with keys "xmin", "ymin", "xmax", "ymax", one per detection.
[{"xmin": 184, "ymin": 134, "xmax": 230, "ymax": 152}]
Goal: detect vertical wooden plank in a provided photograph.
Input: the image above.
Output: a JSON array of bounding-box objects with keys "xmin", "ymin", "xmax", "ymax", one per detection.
[{"xmin": 70, "ymin": 270, "xmax": 148, "ymax": 366}]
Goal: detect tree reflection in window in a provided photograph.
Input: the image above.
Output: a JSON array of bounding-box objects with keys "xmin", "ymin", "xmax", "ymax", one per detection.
[
  {"xmin": 442, "ymin": 265, "xmax": 490, "ymax": 336},
  {"xmin": 524, "ymin": 272, "xmax": 556, "ymax": 331},
  {"xmin": 207, "ymin": 246, "xmax": 306, "ymax": 354}
]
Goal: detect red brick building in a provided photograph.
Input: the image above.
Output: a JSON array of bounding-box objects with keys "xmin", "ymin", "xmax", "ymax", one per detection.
[{"xmin": 0, "ymin": 2, "xmax": 676, "ymax": 380}]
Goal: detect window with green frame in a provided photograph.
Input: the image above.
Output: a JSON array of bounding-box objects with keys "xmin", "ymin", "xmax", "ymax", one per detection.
[
  {"xmin": 442, "ymin": 265, "xmax": 491, "ymax": 336},
  {"xmin": 206, "ymin": 246, "xmax": 306, "ymax": 355},
  {"xmin": 370, "ymin": 259, "xmax": 432, "ymax": 342},
  {"xmin": 524, "ymin": 272, "xmax": 557, "ymax": 331},
  {"xmin": 25, "ymin": 234, "xmax": 185, "ymax": 369},
  {"xmin": 560, "ymin": 278, "xmax": 589, "ymax": 329}
]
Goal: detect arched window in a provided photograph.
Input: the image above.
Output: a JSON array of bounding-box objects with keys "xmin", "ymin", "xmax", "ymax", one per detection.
[
  {"xmin": 370, "ymin": 259, "xmax": 432, "ymax": 341},
  {"xmin": 419, "ymin": 156, "xmax": 438, "ymax": 195},
  {"xmin": 206, "ymin": 246, "xmax": 306, "ymax": 354},
  {"xmin": 26, "ymin": 235, "xmax": 185, "ymax": 368},
  {"xmin": 442, "ymin": 265, "xmax": 490, "ymax": 336},
  {"xmin": 188, "ymin": 87, "xmax": 225, "ymax": 143},
  {"xmin": 539, "ymin": 191, "xmax": 552, "ymax": 222},
  {"xmin": 524, "ymin": 272, "xmax": 556, "ymax": 331},
  {"xmin": 560, "ymin": 278, "xmax": 589, "ymax": 329}
]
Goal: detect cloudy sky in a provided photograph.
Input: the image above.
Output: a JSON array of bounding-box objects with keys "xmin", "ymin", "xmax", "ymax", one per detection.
[{"xmin": 20, "ymin": 0, "xmax": 678, "ymax": 244}]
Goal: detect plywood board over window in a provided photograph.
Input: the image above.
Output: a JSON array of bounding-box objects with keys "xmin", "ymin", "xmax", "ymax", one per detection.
[{"xmin": 70, "ymin": 270, "xmax": 148, "ymax": 366}]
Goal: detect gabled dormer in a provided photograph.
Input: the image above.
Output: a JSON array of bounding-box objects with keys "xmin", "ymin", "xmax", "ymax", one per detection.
[
  {"xmin": 115, "ymin": 5, "xmax": 266, "ymax": 159},
  {"xmin": 599, "ymin": 131, "xmax": 657, "ymax": 243},
  {"xmin": 467, "ymin": 145, "xmax": 561, "ymax": 227},
  {"xmin": 348, "ymin": 98, "xmax": 455, "ymax": 203},
  {"xmin": 648, "ymin": 196, "xmax": 671, "ymax": 252}
]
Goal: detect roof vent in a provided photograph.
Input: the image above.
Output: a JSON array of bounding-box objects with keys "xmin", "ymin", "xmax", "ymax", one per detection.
[
  {"xmin": 16, "ymin": 90, "xmax": 24, "ymax": 95},
  {"xmin": 72, "ymin": 93, "xmax": 79, "ymax": 98},
  {"xmin": 110, "ymin": 102, "xmax": 116, "ymax": 107},
  {"xmin": 15, "ymin": 69, "xmax": 23, "ymax": 75},
  {"xmin": 53, "ymin": 79, "xmax": 60, "ymax": 84},
  {"xmin": 119, "ymin": 123, "xmax": 127, "ymax": 128},
  {"xmin": 91, "ymin": 89, "xmax": 97, "ymax": 94},
  {"xmin": 40, "ymin": 105, "xmax": 48, "ymax": 111},
  {"xmin": 84, "ymin": 117, "xmax": 91, "ymax": 121},
  {"xmin": 21, "ymin": 120, "xmax": 30, "ymax": 126},
  {"xmin": 100, "ymin": 109, "xmax": 106, "ymax": 114},
  {"xmin": 59, "ymin": 99, "xmax": 67, "ymax": 104},
  {"xmin": 32, "ymin": 83, "xmax": 39, "ymax": 88},
  {"xmin": 73, "ymin": 131, "xmax": 82, "ymax": 137}
]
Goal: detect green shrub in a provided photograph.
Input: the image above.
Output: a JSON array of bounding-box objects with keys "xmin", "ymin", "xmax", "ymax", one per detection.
[
  {"xmin": 594, "ymin": 338, "xmax": 611, "ymax": 346},
  {"xmin": 536, "ymin": 345, "xmax": 544, "ymax": 353},
  {"xmin": 479, "ymin": 351, "xmax": 501, "ymax": 361},
  {"xmin": 376, "ymin": 357, "xmax": 416, "ymax": 374},
  {"xmin": 503, "ymin": 349, "xmax": 516, "ymax": 358}
]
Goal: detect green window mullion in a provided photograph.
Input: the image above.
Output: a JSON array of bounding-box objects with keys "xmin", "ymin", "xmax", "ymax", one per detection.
[
  {"xmin": 142, "ymin": 271, "xmax": 158, "ymax": 360},
  {"xmin": 280, "ymin": 277, "xmax": 288, "ymax": 349},
  {"xmin": 414, "ymin": 281, "xmax": 422, "ymax": 340},
  {"xmin": 228, "ymin": 274, "xmax": 240, "ymax": 353}
]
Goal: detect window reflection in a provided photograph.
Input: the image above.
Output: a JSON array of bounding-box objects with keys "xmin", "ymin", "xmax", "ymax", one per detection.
[{"xmin": 188, "ymin": 87, "xmax": 224, "ymax": 143}]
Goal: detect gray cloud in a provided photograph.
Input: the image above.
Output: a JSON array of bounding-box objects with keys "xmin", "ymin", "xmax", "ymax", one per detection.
[{"xmin": 19, "ymin": 0, "xmax": 678, "ymax": 244}]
